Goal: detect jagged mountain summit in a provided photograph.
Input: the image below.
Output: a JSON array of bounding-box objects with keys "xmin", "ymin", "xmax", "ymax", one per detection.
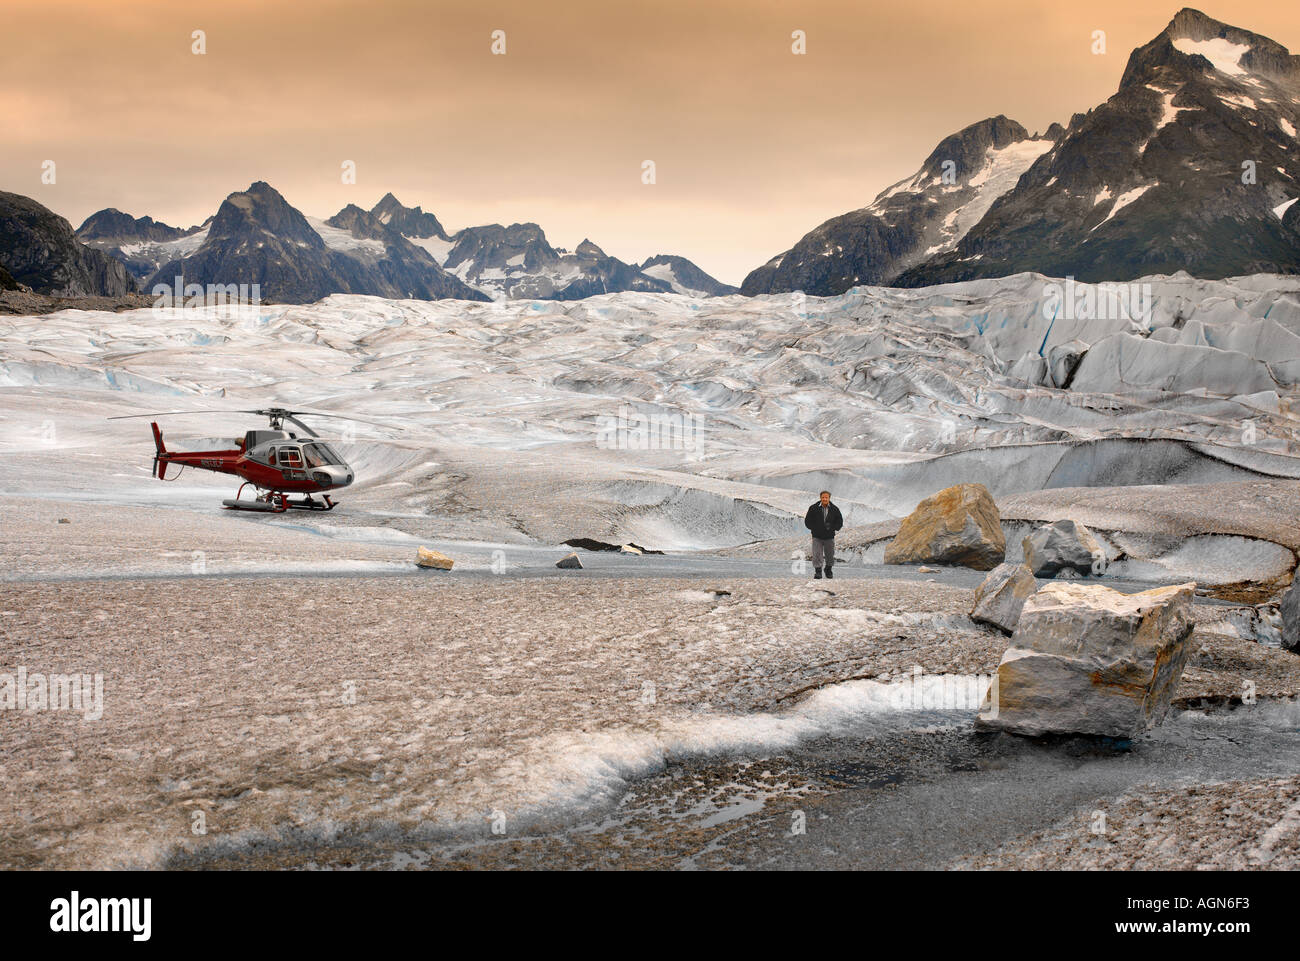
[
  {"xmin": 641, "ymin": 254, "xmax": 739, "ymax": 296},
  {"xmin": 746, "ymin": 8, "xmax": 1300, "ymax": 294},
  {"xmin": 369, "ymin": 195, "xmax": 735, "ymax": 301},
  {"xmin": 71, "ymin": 188, "xmax": 734, "ymax": 304},
  {"xmin": 137, "ymin": 182, "xmax": 486, "ymax": 303},
  {"xmin": 77, "ymin": 209, "xmax": 209, "ymax": 284},
  {"xmin": 370, "ymin": 192, "xmax": 449, "ymax": 241},
  {"xmin": 743, "ymin": 116, "xmax": 1062, "ymax": 294},
  {"xmin": 0, "ymin": 191, "xmax": 136, "ymax": 296}
]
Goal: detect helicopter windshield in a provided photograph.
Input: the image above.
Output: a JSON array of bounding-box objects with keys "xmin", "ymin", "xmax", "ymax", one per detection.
[{"xmin": 302, "ymin": 443, "xmax": 343, "ymax": 468}]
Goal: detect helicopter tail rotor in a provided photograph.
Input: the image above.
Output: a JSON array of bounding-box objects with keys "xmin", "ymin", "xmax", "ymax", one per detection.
[{"xmin": 150, "ymin": 421, "xmax": 169, "ymax": 479}]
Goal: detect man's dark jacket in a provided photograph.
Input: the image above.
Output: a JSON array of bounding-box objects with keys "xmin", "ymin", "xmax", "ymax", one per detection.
[{"xmin": 804, "ymin": 501, "xmax": 844, "ymax": 540}]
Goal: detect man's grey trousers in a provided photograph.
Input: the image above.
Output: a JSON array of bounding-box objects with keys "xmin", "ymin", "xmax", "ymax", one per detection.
[{"xmin": 811, "ymin": 537, "xmax": 835, "ymax": 570}]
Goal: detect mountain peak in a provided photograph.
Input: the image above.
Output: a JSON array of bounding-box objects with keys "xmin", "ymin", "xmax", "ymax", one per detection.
[
  {"xmin": 747, "ymin": 9, "xmax": 1300, "ymax": 294},
  {"xmin": 920, "ymin": 116, "xmax": 1033, "ymax": 181},
  {"xmin": 77, "ymin": 208, "xmax": 191, "ymax": 243},
  {"xmin": 369, "ymin": 192, "xmax": 448, "ymax": 240},
  {"xmin": 1121, "ymin": 7, "xmax": 1300, "ymax": 90},
  {"xmin": 209, "ymin": 182, "xmax": 323, "ymax": 248}
]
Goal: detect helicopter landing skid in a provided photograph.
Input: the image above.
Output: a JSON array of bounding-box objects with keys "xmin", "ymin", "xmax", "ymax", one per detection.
[
  {"xmin": 285, "ymin": 495, "xmax": 336, "ymax": 511},
  {"xmin": 222, "ymin": 486, "xmax": 335, "ymax": 512},
  {"xmin": 222, "ymin": 499, "xmax": 284, "ymax": 512},
  {"xmin": 223, "ymin": 485, "xmax": 288, "ymax": 513}
]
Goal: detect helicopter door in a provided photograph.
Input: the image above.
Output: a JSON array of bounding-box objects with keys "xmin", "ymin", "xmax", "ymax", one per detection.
[{"xmin": 277, "ymin": 447, "xmax": 303, "ymax": 468}]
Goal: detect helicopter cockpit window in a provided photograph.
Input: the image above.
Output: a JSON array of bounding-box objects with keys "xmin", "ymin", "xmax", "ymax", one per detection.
[
  {"xmin": 277, "ymin": 447, "xmax": 303, "ymax": 467},
  {"xmin": 302, "ymin": 443, "xmax": 342, "ymax": 468}
]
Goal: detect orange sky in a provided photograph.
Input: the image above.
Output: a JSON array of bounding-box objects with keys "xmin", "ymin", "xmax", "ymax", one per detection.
[{"xmin": 5, "ymin": 0, "xmax": 1298, "ymax": 285}]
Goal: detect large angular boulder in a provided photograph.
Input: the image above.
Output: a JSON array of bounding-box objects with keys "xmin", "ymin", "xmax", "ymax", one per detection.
[
  {"xmin": 970, "ymin": 563, "xmax": 1037, "ymax": 634},
  {"xmin": 1022, "ymin": 519, "xmax": 1103, "ymax": 577},
  {"xmin": 977, "ymin": 581, "xmax": 1196, "ymax": 738},
  {"xmin": 884, "ymin": 483, "xmax": 1005, "ymax": 570},
  {"xmin": 1281, "ymin": 580, "xmax": 1300, "ymax": 654}
]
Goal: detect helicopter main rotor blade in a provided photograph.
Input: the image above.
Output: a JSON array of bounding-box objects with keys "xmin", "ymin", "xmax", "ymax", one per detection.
[
  {"xmin": 283, "ymin": 410, "xmax": 405, "ymax": 431},
  {"xmin": 282, "ymin": 413, "xmax": 319, "ymax": 438},
  {"xmin": 108, "ymin": 410, "xmax": 254, "ymax": 420},
  {"xmin": 109, "ymin": 407, "xmax": 404, "ymax": 434}
]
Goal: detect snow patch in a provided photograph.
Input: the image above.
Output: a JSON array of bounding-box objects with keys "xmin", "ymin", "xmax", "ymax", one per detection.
[
  {"xmin": 308, "ymin": 218, "xmax": 387, "ymax": 255},
  {"xmin": 1091, "ymin": 184, "xmax": 1153, "ymax": 231},
  {"xmin": 1172, "ymin": 37, "xmax": 1250, "ymax": 76},
  {"xmin": 405, "ymin": 235, "xmax": 455, "ymax": 265}
]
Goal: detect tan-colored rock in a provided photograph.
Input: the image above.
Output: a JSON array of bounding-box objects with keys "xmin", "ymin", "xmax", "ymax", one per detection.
[
  {"xmin": 556, "ymin": 553, "xmax": 583, "ymax": 569},
  {"xmin": 970, "ymin": 562, "xmax": 1037, "ymax": 634},
  {"xmin": 977, "ymin": 581, "xmax": 1196, "ymax": 738},
  {"xmin": 415, "ymin": 547, "xmax": 454, "ymax": 570},
  {"xmin": 884, "ymin": 483, "xmax": 1005, "ymax": 570},
  {"xmin": 619, "ymin": 545, "xmax": 642, "ymax": 555}
]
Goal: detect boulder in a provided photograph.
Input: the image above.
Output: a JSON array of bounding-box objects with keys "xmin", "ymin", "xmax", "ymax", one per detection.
[
  {"xmin": 619, "ymin": 545, "xmax": 642, "ymax": 555},
  {"xmin": 415, "ymin": 547, "xmax": 454, "ymax": 570},
  {"xmin": 1022, "ymin": 519, "xmax": 1103, "ymax": 577},
  {"xmin": 977, "ymin": 581, "xmax": 1196, "ymax": 738},
  {"xmin": 1281, "ymin": 580, "xmax": 1300, "ymax": 653},
  {"xmin": 556, "ymin": 553, "xmax": 583, "ymax": 569},
  {"xmin": 884, "ymin": 483, "xmax": 1005, "ymax": 570},
  {"xmin": 970, "ymin": 563, "xmax": 1037, "ymax": 634}
]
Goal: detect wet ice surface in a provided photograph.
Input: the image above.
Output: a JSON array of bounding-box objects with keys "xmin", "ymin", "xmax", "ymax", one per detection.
[
  {"xmin": 2, "ymin": 570, "xmax": 1297, "ymax": 870},
  {"xmin": 176, "ymin": 702, "xmax": 1300, "ymax": 871},
  {"xmin": 0, "ymin": 574, "xmax": 1003, "ymax": 869}
]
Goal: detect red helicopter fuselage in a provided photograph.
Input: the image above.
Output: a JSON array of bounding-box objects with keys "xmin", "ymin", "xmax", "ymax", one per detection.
[{"xmin": 149, "ymin": 421, "xmax": 355, "ymax": 509}]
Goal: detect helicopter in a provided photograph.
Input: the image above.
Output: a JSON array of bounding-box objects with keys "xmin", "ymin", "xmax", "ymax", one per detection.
[{"xmin": 108, "ymin": 407, "xmax": 380, "ymax": 512}]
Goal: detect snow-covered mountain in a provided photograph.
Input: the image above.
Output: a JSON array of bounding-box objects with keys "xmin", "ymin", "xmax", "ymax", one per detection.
[
  {"xmin": 433, "ymin": 224, "xmax": 663, "ymax": 301},
  {"xmin": 747, "ymin": 8, "xmax": 1300, "ymax": 294},
  {"xmin": 900, "ymin": 7, "xmax": 1300, "ymax": 286},
  {"xmin": 77, "ymin": 210, "xmax": 210, "ymax": 284},
  {"xmin": 641, "ymin": 254, "xmax": 739, "ymax": 296},
  {"xmin": 743, "ymin": 117, "xmax": 1063, "ymax": 295},
  {"xmin": 370, "ymin": 195, "xmax": 735, "ymax": 301},
  {"xmin": 75, "ymin": 188, "xmax": 734, "ymax": 304},
  {"xmin": 134, "ymin": 182, "xmax": 486, "ymax": 303}
]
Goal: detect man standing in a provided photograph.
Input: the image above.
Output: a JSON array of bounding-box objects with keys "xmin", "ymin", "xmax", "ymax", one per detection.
[{"xmin": 804, "ymin": 490, "xmax": 843, "ymax": 579}]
